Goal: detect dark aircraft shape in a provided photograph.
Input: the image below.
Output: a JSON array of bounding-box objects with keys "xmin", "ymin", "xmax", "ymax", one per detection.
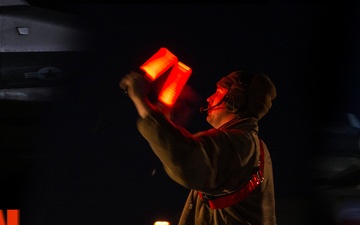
[
  {"xmin": 0, "ymin": 0, "xmax": 89, "ymax": 102},
  {"xmin": 313, "ymin": 113, "xmax": 360, "ymax": 186},
  {"xmin": 312, "ymin": 113, "xmax": 360, "ymax": 225}
]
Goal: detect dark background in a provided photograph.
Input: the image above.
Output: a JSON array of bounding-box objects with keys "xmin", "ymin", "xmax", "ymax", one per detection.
[{"xmin": 1, "ymin": 1, "xmax": 360, "ymax": 225}]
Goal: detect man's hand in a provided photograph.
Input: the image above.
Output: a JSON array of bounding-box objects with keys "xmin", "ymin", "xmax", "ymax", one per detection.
[
  {"xmin": 119, "ymin": 71, "xmax": 155, "ymax": 118},
  {"xmin": 119, "ymin": 71, "xmax": 149, "ymax": 100}
]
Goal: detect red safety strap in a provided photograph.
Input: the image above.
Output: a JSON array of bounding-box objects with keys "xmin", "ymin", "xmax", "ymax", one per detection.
[{"xmin": 199, "ymin": 138, "xmax": 264, "ymax": 209}]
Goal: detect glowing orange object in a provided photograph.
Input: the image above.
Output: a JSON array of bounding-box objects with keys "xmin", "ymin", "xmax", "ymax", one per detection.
[
  {"xmin": 0, "ymin": 209, "xmax": 20, "ymax": 225},
  {"xmin": 139, "ymin": 47, "xmax": 192, "ymax": 107},
  {"xmin": 140, "ymin": 47, "xmax": 177, "ymax": 81},
  {"xmin": 154, "ymin": 221, "xmax": 170, "ymax": 225},
  {"xmin": 158, "ymin": 61, "xmax": 192, "ymax": 107}
]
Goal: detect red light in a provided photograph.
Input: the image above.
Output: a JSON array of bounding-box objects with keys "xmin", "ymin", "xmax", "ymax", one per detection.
[
  {"xmin": 139, "ymin": 47, "xmax": 192, "ymax": 108},
  {"xmin": 158, "ymin": 61, "xmax": 192, "ymax": 107},
  {"xmin": 140, "ymin": 47, "xmax": 177, "ymax": 81},
  {"xmin": 0, "ymin": 210, "xmax": 20, "ymax": 225}
]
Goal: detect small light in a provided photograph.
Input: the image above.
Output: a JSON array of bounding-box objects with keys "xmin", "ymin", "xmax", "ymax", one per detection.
[{"xmin": 154, "ymin": 221, "xmax": 170, "ymax": 225}]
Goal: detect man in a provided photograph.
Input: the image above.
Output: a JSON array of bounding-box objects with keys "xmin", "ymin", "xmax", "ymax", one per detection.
[{"xmin": 119, "ymin": 70, "xmax": 277, "ymax": 225}]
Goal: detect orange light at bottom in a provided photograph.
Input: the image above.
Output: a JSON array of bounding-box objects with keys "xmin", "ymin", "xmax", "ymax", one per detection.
[
  {"xmin": 158, "ymin": 61, "xmax": 192, "ymax": 107},
  {"xmin": 154, "ymin": 221, "xmax": 170, "ymax": 225}
]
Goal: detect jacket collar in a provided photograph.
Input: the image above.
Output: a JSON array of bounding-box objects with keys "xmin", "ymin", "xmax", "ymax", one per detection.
[{"xmin": 218, "ymin": 117, "xmax": 259, "ymax": 133}]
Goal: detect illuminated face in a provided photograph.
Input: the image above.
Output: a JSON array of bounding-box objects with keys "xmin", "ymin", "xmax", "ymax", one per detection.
[{"xmin": 206, "ymin": 86, "xmax": 238, "ymax": 129}]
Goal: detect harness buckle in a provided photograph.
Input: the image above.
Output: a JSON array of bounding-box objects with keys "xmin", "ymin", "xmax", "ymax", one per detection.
[{"xmin": 256, "ymin": 170, "xmax": 264, "ymax": 184}]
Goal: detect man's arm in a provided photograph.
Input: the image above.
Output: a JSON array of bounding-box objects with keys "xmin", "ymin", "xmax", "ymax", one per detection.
[{"xmin": 119, "ymin": 71, "xmax": 156, "ymax": 118}]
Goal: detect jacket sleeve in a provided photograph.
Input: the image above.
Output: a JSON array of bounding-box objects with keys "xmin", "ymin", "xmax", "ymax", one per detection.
[{"xmin": 136, "ymin": 111, "xmax": 257, "ymax": 193}]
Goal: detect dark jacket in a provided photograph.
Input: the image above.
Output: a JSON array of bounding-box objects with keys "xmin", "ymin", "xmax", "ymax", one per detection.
[{"xmin": 137, "ymin": 111, "xmax": 276, "ymax": 225}]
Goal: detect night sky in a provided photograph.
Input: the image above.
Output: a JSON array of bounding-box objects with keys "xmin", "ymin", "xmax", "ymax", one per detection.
[{"xmin": 1, "ymin": 2, "xmax": 360, "ymax": 225}]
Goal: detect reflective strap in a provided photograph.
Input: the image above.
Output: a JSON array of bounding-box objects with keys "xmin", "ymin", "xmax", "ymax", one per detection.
[{"xmin": 199, "ymin": 138, "xmax": 264, "ymax": 209}]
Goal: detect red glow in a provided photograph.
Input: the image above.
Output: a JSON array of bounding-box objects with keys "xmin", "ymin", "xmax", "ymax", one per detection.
[
  {"xmin": 139, "ymin": 47, "xmax": 192, "ymax": 108},
  {"xmin": 140, "ymin": 48, "xmax": 177, "ymax": 81},
  {"xmin": 0, "ymin": 210, "xmax": 19, "ymax": 225},
  {"xmin": 158, "ymin": 61, "xmax": 192, "ymax": 107}
]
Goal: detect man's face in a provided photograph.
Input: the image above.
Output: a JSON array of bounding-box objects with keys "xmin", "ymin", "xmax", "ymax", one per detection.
[{"xmin": 206, "ymin": 86, "xmax": 237, "ymax": 128}]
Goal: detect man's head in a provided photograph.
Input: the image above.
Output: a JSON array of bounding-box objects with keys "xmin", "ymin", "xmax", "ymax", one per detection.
[
  {"xmin": 217, "ymin": 70, "xmax": 277, "ymax": 119},
  {"xmin": 206, "ymin": 70, "xmax": 276, "ymax": 128}
]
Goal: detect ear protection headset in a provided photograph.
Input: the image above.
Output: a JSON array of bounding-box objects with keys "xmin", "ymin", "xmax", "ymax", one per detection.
[
  {"xmin": 223, "ymin": 72, "xmax": 254, "ymax": 114},
  {"xmin": 224, "ymin": 95, "xmax": 242, "ymax": 113}
]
